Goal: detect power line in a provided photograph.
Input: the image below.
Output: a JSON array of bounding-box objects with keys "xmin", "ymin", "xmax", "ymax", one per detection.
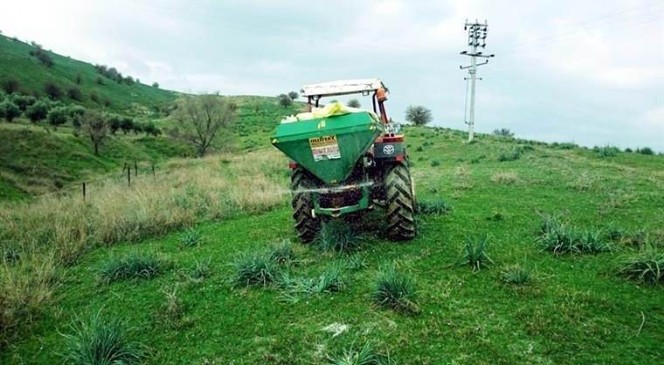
[{"xmin": 459, "ymin": 19, "xmax": 495, "ymax": 143}]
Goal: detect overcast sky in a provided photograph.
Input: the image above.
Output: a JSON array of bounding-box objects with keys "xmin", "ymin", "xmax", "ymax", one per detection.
[{"xmin": 1, "ymin": 0, "xmax": 662, "ymax": 150}]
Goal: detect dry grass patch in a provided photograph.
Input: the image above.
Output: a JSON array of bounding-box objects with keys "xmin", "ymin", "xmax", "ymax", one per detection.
[{"xmin": 490, "ymin": 171, "xmax": 519, "ymax": 185}]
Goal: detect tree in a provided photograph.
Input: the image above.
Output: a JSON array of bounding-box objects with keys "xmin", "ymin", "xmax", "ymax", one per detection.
[
  {"xmin": 173, "ymin": 94, "xmax": 236, "ymax": 157},
  {"xmin": 47, "ymin": 107, "xmax": 69, "ymax": 130},
  {"xmin": 108, "ymin": 115, "xmax": 121, "ymax": 134},
  {"xmin": 152, "ymin": 82, "xmax": 159, "ymax": 88},
  {"xmin": 25, "ymin": 100, "xmax": 49, "ymax": 123},
  {"xmin": 288, "ymin": 91, "xmax": 299, "ymax": 100},
  {"xmin": 278, "ymin": 94, "xmax": 293, "ymax": 108},
  {"xmin": 120, "ymin": 116, "xmax": 134, "ymax": 134},
  {"xmin": 1, "ymin": 78, "xmax": 20, "ymax": 94},
  {"xmin": 75, "ymin": 73, "xmax": 82, "ymax": 85},
  {"xmin": 80, "ymin": 110, "xmax": 108, "ymax": 156},
  {"xmin": 43, "ymin": 82, "xmax": 63, "ymax": 99},
  {"xmin": 347, "ymin": 99, "xmax": 361, "ymax": 108},
  {"xmin": 405, "ymin": 105, "xmax": 432, "ymax": 126},
  {"xmin": 0, "ymin": 100, "xmax": 21, "ymax": 122}
]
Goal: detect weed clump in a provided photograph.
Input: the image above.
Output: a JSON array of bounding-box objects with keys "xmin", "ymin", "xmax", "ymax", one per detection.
[
  {"xmin": 99, "ymin": 253, "xmax": 165, "ymax": 284},
  {"xmin": 188, "ymin": 258, "xmax": 212, "ymax": 282},
  {"xmin": 417, "ymin": 198, "xmax": 451, "ymax": 215},
  {"xmin": 617, "ymin": 246, "xmax": 663, "ymax": 285},
  {"xmin": 497, "ymin": 147, "xmax": 522, "ymax": 162},
  {"xmin": 537, "ymin": 216, "xmax": 610, "ymax": 255},
  {"xmin": 373, "ymin": 265, "xmax": 419, "ymax": 314},
  {"xmin": 60, "ymin": 312, "xmax": 145, "ymax": 365},
  {"xmin": 279, "ymin": 264, "xmax": 344, "ymax": 295},
  {"xmin": 460, "ymin": 235, "xmax": 494, "ymax": 271},
  {"xmin": 327, "ymin": 341, "xmax": 394, "ymax": 365},
  {"xmin": 315, "ymin": 221, "xmax": 362, "ymax": 254},
  {"xmin": 500, "ymin": 265, "xmax": 532, "ymax": 285},
  {"xmin": 179, "ymin": 228, "xmax": 203, "ymax": 248},
  {"xmin": 430, "ymin": 160, "xmax": 441, "ymax": 167},
  {"xmin": 231, "ymin": 252, "xmax": 281, "ymax": 287},
  {"xmin": 268, "ymin": 239, "xmax": 296, "ymax": 265}
]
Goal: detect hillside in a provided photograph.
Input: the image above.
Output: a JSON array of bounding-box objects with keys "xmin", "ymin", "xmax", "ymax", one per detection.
[
  {"xmin": 0, "ymin": 34, "xmax": 176, "ymax": 115},
  {"xmin": 1, "ymin": 125, "xmax": 662, "ymax": 364}
]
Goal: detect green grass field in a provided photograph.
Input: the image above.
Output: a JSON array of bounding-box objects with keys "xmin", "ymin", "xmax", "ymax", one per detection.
[{"xmin": 2, "ymin": 126, "xmax": 662, "ymax": 364}]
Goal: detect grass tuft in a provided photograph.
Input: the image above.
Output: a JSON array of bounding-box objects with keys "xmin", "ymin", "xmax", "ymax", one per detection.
[
  {"xmin": 231, "ymin": 252, "xmax": 281, "ymax": 287},
  {"xmin": 99, "ymin": 253, "xmax": 165, "ymax": 284},
  {"xmin": 617, "ymin": 246, "xmax": 663, "ymax": 285},
  {"xmin": 373, "ymin": 265, "xmax": 419, "ymax": 314},
  {"xmin": 188, "ymin": 257, "xmax": 212, "ymax": 282},
  {"xmin": 327, "ymin": 341, "xmax": 394, "ymax": 365},
  {"xmin": 179, "ymin": 228, "xmax": 203, "ymax": 248},
  {"xmin": 460, "ymin": 235, "xmax": 494, "ymax": 271},
  {"xmin": 500, "ymin": 265, "xmax": 533, "ymax": 285},
  {"xmin": 538, "ymin": 216, "xmax": 610, "ymax": 255},
  {"xmin": 60, "ymin": 312, "xmax": 145, "ymax": 365},
  {"xmin": 268, "ymin": 239, "xmax": 296, "ymax": 265},
  {"xmin": 315, "ymin": 221, "xmax": 362, "ymax": 254},
  {"xmin": 417, "ymin": 198, "xmax": 452, "ymax": 215}
]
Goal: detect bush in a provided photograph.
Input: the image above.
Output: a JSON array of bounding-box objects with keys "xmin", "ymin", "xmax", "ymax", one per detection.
[
  {"xmin": 142, "ymin": 121, "xmax": 161, "ymax": 136},
  {"xmin": 636, "ymin": 147, "xmax": 654, "ymax": 155},
  {"xmin": 30, "ymin": 47, "xmax": 54, "ymax": 67},
  {"xmin": 10, "ymin": 94, "xmax": 36, "ymax": 111},
  {"xmin": 25, "ymin": 100, "xmax": 50, "ymax": 123},
  {"xmin": 594, "ymin": 145, "xmax": 620, "ymax": 158},
  {"xmin": 347, "ymin": 99, "xmax": 361, "ymax": 108},
  {"xmin": 497, "ymin": 148, "xmax": 522, "ymax": 162},
  {"xmin": 460, "ymin": 236, "xmax": 494, "ymax": 271},
  {"xmin": 618, "ymin": 246, "xmax": 663, "ymax": 285},
  {"xmin": 108, "ymin": 115, "xmax": 121, "ymax": 134},
  {"xmin": 0, "ymin": 100, "xmax": 21, "ymax": 122},
  {"xmin": 430, "ymin": 160, "xmax": 441, "ymax": 167},
  {"xmin": 120, "ymin": 117, "xmax": 134, "ymax": 134},
  {"xmin": 405, "ymin": 105, "xmax": 432, "ymax": 126},
  {"xmin": 43, "ymin": 82, "xmax": 63, "ymax": 99},
  {"xmin": 493, "ymin": 128, "xmax": 514, "ymax": 137},
  {"xmin": 89, "ymin": 91, "xmax": 100, "ymax": 103},
  {"xmin": 373, "ymin": 265, "xmax": 419, "ymax": 314},
  {"xmin": 99, "ymin": 253, "xmax": 165, "ymax": 284},
  {"xmin": 1, "ymin": 78, "xmax": 20, "ymax": 94},
  {"xmin": 417, "ymin": 199, "xmax": 451, "ymax": 215},
  {"xmin": 47, "ymin": 106, "xmax": 69, "ymax": 129},
  {"xmin": 60, "ymin": 312, "xmax": 144, "ymax": 365},
  {"xmin": 315, "ymin": 220, "xmax": 362, "ymax": 254},
  {"xmin": 152, "ymin": 82, "xmax": 159, "ymax": 88},
  {"xmin": 67, "ymin": 86, "xmax": 84, "ymax": 101},
  {"xmin": 287, "ymin": 91, "xmax": 299, "ymax": 100}
]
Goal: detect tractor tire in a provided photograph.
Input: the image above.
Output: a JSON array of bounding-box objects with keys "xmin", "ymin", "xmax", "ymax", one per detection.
[
  {"xmin": 291, "ymin": 168, "xmax": 321, "ymax": 243},
  {"xmin": 385, "ymin": 163, "xmax": 416, "ymax": 241}
]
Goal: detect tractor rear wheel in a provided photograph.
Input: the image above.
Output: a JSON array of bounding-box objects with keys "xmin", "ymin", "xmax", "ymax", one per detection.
[
  {"xmin": 385, "ymin": 163, "xmax": 416, "ymax": 241},
  {"xmin": 291, "ymin": 168, "xmax": 321, "ymax": 243}
]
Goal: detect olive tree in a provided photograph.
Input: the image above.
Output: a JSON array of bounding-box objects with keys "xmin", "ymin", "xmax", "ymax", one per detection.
[
  {"xmin": 405, "ymin": 105, "xmax": 432, "ymax": 126},
  {"xmin": 80, "ymin": 110, "xmax": 108, "ymax": 156},
  {"xmin": 173, "ymin": 94, "xmax": 236, "ymax": 157}
]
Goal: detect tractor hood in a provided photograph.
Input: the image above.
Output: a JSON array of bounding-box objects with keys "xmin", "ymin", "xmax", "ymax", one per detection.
[{"xmin": 271, "ymin": 110, "xmax": 383, "ymax": 185}]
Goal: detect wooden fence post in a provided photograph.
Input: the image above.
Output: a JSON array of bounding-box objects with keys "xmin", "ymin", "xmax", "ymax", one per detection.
[
  {"xmin": 127, "ymin": 166, "xmax": 131, "ymax": 187},
  {"xmin": 82, "ymin": 182, "xmax": 86, "ymax": 202}
]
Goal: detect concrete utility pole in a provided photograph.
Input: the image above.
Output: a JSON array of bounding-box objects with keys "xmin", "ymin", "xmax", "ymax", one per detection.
[{"xmin": 460, "ymin": 20, "xmax": 494, "ymax": 142}]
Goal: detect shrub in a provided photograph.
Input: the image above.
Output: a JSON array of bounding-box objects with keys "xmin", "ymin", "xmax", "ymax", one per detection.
[
  {"xmin": 0, "ymin": 100, "xmax": 21, "ymax": 122},
  {"xmin": 347, "ymin": 99, "xmax": 361, "ymax": 108},
  {"xmin": 152, "ymin": 82, "xmax": 159, "ymax": 88},
  {"xmin": 99, "ymin": 253, "xmax": 165, "ymax": 284},
  {"xmin": 430, "ymin": 159, "xmax": 441, "ymax": 167},
  {"xmin": 417, "ymin": 199, "xmax": 451, "ymax": 215},
  {"xmin": 89, "ymin": 91, "xmax": 100, "ymax": 102},
  {"xmin": 179, "ymin": 228, "xmax": 202, "ymax": 248},
  {"xmin": 405, "ymin": 105, "xmax": 432, "ymax": 126},
  {"xmin": 30, "ymin": 48, "xmax": 54, "ymax": 67},
  {"xmin": 636, "ymin": 147, "xmax": 654, "ymax": 155},
  {"xmin": 120, "ymin": 117, "xmax": 134, "ymax": 134},
  {"xmin": 315, "ymin": 221, "xmax": 362, "ymax": 254},
  {"xmin": 500, "ymin": 265, "xmax": 532, "ymax": 285},
  {"xmin": 231, "ymin": 252, "xmax": 281, "ymax": 287},
  {"xmin": 617, "ymin": 246, "xmax": 663, "ymax": 285},
  {"xmin": 373, "ymin": 265, "xmax": 419, "ymax": 314},
  {"xmin": 595, "ymin": 145, "xmax": 620, "ymax": 158},
  {"xmin": 108, "ymin": 115, "xmax": 121, "ymax": 134},
  {"xmin": 67, "ymin": 86, "xmax": 84, "ymax": 101},
  {"xmin": 75, "ymin": 73, "xmax": 83, "ymax": 85},
  {"xmin": 43, "ymin": 82, "xmax": 63, "ymax": 99},
  {"xmin": 624, "ymin": 147, "xmax": 633, "ymax": 153},
  {"xmin": 493, "ymin": 128, "xmax": 514, "ymax": 137},
  {"xmin": 460, "ymin": 235, "xmax": 494, "ymax": 271},
  {"xmin": 1, "ymin": 78, "xmax": 20, "ymax": 94},
  {"xmin": 288, "ymin": 91, "xmax": 299, "ymax": 100},
  {"xmin": 10, "ymin": 93, "xmax": 36, "ymax": 111},
  {"xmin": 497, "ymin": 148, "xmax": 521, "ymax": 162},
  {"xmin": 47, "ymin": 106, "xmax": 69, "ymax": 129},
  {"xmin": 415, "ymin": 146, "xmax": 423, "ymax": 152},
  {"xmin": 25, "ymin": 100, "xmax": 49, "ymax": 123},
  {"xmin": 60, "ymin": 312, "xmax": 144, "ymax": 365},
  {"xmin": 327, "ymin": 341, "xmax": 394, "ymax": 365}
]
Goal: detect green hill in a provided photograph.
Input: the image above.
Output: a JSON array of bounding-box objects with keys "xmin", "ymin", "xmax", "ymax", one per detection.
[{"xmin": 0, "ymin": 34, "xmax": 176, "ymax": 114}]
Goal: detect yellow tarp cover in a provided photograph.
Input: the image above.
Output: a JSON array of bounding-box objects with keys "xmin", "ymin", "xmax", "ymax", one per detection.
[{"xmin": 280, "ymin": 102, "xmax": 378, "ymax": 123}]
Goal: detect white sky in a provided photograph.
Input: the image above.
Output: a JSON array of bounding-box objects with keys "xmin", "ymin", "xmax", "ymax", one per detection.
[{"xmin": 1, "ymin": 0, "xmax": 663, "ymax": 150}]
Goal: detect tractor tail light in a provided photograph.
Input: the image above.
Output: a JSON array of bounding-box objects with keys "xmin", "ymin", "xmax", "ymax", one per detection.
[{"xmin": 288, "ymin": 162, "xmax": 298, "ymax": 169}]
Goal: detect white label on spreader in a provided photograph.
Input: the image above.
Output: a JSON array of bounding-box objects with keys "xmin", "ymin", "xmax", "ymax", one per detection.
[{"xmin": 310, "ymin": 135, "xmax": 341, "ymax": 161}]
